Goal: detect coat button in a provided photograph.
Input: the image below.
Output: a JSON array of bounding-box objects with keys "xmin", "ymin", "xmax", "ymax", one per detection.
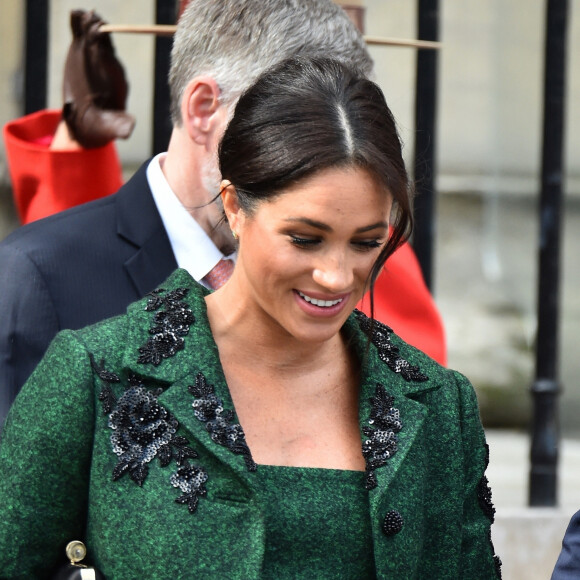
[{"xmin": 382, "ymin": 510, "xmax": 404, "ymax": 536}]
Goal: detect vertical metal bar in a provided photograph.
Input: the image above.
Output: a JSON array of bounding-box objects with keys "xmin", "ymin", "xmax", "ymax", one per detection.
[
  {"xmin": 413, "ymin": 0, "xmax": 439, "ymax": 291},
  {"xmin": 152, "ymin": 0, "xmax": 177, "ymax": 155},
  {"xmin": 529, "ymin": 0, "xmax": 569, "ymax": 507},
  {"xmin": 24, "ymin": 0, "xmax": 49, "ymax": 114}
]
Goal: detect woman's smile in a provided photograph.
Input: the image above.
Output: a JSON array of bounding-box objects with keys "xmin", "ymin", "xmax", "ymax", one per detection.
[
  {"xmin": 294, "ymin": 289, "xmax": 350, "ymax": 317},
  {"xmin": 297, "ymin": 290, "xmax": 345, "ymax": 308}
]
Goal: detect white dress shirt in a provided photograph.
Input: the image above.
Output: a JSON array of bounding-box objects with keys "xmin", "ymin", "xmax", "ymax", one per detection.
[{"xmin": 146, "ymin": 153, "xmax": 235, "ymax": 288}]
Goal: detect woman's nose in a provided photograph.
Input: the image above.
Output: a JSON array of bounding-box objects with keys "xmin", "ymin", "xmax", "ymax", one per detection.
[{"xmin": 312, "ymin": 254, "xmax": 354, "ymax": 292}]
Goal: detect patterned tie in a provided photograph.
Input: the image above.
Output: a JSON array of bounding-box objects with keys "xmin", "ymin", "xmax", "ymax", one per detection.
[{"xmin": 202, "ymin": 258, "xmax": 234, "ymax": 289}]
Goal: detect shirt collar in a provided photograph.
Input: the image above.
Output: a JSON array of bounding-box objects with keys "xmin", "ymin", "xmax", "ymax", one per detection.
[{"xmin": 146, "ymin": 153, "xmax": 235, "ymax": 284}]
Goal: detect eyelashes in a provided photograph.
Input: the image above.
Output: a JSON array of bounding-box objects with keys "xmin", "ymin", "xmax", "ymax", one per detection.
[
  {"xmin": 290, "ymin": 236, "xmax": 384, "ymax": 251},
  {"xmin": 355, "ymin": 240, "xmax": 383, "ymax": 249},
  {"xmin": 290, "ymin": 236, "xmax": 319, "ymax": 247}
]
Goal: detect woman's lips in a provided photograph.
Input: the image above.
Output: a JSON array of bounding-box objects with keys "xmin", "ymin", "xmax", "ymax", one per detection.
[{"xmin": 294, "ymin": 290, "xmax": 351, "ymax": 317}]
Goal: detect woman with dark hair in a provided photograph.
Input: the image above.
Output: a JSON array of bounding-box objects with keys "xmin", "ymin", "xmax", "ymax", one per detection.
[{"xmin": 0, "ymin": 57, "xmax": 500, "ymax": 578}]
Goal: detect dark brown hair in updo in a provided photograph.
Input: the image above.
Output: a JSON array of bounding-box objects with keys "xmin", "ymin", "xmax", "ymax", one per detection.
[{"xmin": 219, "ymin": 56, "xmax": 414, "ymax": 306}]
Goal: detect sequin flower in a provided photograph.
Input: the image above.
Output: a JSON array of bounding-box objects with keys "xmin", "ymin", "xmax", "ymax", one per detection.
[
  {"xmin": 189, "ymin": 373, "xmax": 257, "ymax": 472},
  {"xmin": 109, "ymin": 384, "xmax": 179, "ymax": 485},
  {"xmin": 355, "ymin": 311, "xmax": 428, "ymax": 382},
  {"xmin": 362, "ymin": 384, "xmax": 403, "ymax": 490},
  {"xmin": 138, "ymin": 287, "xmax": 195, "ymax": 366},
  {"xmin": 171, "ymin": 465, "xmax": 209, "ymax": 513}
]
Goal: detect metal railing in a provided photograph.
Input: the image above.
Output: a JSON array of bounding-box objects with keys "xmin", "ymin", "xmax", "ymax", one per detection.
[
  {"xmin": 413, "ymin": 0, "xmax": 439, "ymax": 293},
  {"xmin": 528, "ymin": 0, "xmax": 569, "ymax": 507}
]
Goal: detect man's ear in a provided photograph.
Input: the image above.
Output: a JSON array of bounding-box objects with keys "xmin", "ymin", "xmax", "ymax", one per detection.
[
  {"xmin": 180, "ymin": 76, "xmax": 222, "ymax": 145},
  {"xmin": 221, "ymin": 180, "xmax": 243, "ymax": 235}
]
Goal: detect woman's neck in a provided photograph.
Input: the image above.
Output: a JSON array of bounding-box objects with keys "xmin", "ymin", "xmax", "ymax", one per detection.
[
  {"xmin": 205, "ymin": 282, "xmax": 363, "ymax": 470},
  {"xmin": 206, "ymin": 288, "xmax": 343, "ymax": 374}
]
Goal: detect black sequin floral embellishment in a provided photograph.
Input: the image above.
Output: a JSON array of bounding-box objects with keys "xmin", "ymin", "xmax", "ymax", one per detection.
[
  {"xmin": 138, "ymin": 287, "xmax": 195, "ymax": 366},
  {"xmin": 477, "ymin": 444, "xmax": 496, "ymax": 523},
  {"xmin": 93, "ymin": 358, "xmax": 207, "ymax": 513},
  {"xmin": 362, "ymin": 384, "xmax": 402, "ymax": 490},
  {"xmin": 189, "ymin": 372, "xmax": 257, "ymax": 472},
  {"xmin": 355, "ymin": 311, "xmax": 428, "ymax": 382},
  {"xmin": 478, "ymin": 474, "xmax": 496, "ymax": 522},
  {"xmin": 171, "ymin": 465, "xmax": 209, "ymax": 513},
  {"xmin": 108, "ymin": 381, "xmax": 181, "ymax": 485},
  {"xmin": 478, "ymin": 444, "xmax": 502, "ymax": 578},
  {"xmin": 91, "ymin": 354, "xmax": 120, "ymax": 414}
]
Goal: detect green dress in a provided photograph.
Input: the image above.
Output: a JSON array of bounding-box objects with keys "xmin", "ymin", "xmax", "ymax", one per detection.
[
  {"xmin": 0, "ymin": 269, "xmax": 501, "ymax": 579},
  {"xmin": 255, "ymin": 466, "xmax": 375, "ymax": 578}
]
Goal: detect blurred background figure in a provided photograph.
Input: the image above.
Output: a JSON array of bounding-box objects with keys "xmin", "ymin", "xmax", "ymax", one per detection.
[
  {"xmin": 3, "ymin": 9, "xmax": 134, "ymax": 224},
  {"xmin": 552, "ymin": 508, "xmax": 580, "ymax": 579}
]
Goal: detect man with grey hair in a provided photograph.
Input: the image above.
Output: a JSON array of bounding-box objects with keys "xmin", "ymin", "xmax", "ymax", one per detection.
[
  {"xmin": 161, "ymin": 0, "xmax": 372, "ymax": 259},
  {"xmin": 0, "ymin": 0, "xmax": 445, "ymax": 427},
  {"xmin": 0, "ymin": 0, "xmax": 374, "ymax": 426}
]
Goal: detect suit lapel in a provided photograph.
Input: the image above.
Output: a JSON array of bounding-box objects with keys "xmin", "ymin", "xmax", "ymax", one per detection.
[
  {"xmin": 122, "ymin": 270, "xmax": 255, "ymax": 484},
  {"xmin": 115, "ymin": 162, "xmax": 178, "ymax": 297}
]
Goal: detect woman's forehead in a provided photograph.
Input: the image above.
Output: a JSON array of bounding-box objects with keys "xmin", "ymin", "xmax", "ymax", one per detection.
[{"xmin": 256, "ymin": 167, "xmax": 392, "ymax": 223}]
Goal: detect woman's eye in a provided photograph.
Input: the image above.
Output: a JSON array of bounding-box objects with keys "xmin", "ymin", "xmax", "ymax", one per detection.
[
  {"xmin": 353, "ymin": 239, "xmax": 384, "ymax": 250},
  {"xmin": 290, "ymin": 236, "xmax": 320, "ymax": 248}
]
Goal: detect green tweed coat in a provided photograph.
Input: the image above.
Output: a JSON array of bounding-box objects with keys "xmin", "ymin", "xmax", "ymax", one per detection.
[{"xmin": 0, "ymin": 269, "xmax": 501, "ymax": 579}]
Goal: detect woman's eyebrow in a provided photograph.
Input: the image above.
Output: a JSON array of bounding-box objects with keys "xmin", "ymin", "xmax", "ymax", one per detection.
[
  {"xmin": 283, "ymin": 217, "xmax": 388, "ymax": 234},
  {"xmin": 284, "ymin": 217, "xmax": 332, "ymax": 232},
  {"xmin": 355, "ymin": 221, "xmax": 389, "ymax": 233}
]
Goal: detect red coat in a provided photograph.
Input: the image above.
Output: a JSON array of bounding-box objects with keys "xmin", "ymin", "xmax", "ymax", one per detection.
[{"xmin": 3, "ymin": 109, "xmax": 123, "ymax": 225}]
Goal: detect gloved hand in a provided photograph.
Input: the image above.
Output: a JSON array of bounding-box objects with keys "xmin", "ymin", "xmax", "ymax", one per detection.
[{"xmin": 62, "ymin": 10, "xmax": 135, "ymax": 149}]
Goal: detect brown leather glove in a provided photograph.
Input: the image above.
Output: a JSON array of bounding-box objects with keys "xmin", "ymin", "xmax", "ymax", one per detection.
[{"xmin": 62, "ymin": 10, "xmax": 135, "ymax": 149}]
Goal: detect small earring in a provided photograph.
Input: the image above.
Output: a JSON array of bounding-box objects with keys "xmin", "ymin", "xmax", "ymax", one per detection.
[{"xmin": 231, "ymin": 230, "xmax": 238, "ymax": 240}]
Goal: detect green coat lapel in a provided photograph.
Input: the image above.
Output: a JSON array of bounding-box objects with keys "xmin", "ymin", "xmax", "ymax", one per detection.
[
  {"xmin": 121, "ymin": 269, "xmax": 256, "ymax": 486},
  {"xmin": 346, "ymin": 314, "xmax": 440, "ymax": 518}
]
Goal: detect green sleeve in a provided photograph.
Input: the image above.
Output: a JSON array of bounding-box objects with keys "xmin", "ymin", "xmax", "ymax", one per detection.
[
  {"xmin": 0, "ymin": 330, "xmax": 95, "ymax": 579},
  {"xmin": 454, "ymin": 370, "xmax": 502, "ymax": 579}
]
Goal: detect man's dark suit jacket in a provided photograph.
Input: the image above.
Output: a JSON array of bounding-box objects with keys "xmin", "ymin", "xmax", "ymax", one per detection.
[
  {"xmin": 553, "ymin": 510, "xmax": 580, "ymax": 579},
  {"xmin": 0, "ymin": 162, "xmax": 177, "ymax": 425}
]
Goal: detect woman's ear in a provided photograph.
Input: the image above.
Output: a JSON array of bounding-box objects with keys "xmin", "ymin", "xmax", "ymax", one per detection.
[
  {"xmin": 221, "ymin": 180, "xmax": 243, "ymax": 236},
  {"xmin": 180, "ymin": 76, "xmax": 223, "ymax": 145}
]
